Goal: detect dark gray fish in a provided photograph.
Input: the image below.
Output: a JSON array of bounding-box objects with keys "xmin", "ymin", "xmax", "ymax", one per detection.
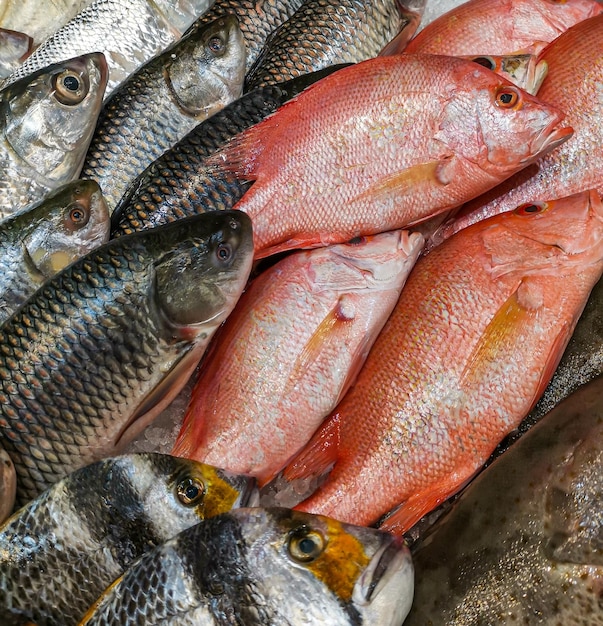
[
  {"xmin": 0, "ymin": 52, "xmax": 107, "ymax": 222},
  {"xmin": 110, "ymin": 65, "xmax": 349, "ymax": 238},
  {"xmin": 193, "ymin": 0, "xmax": 306, "ymax": 73},
  {"xmin": 0, "ymin": 28, "xmax": 33, "ymax": 78},
  {"xmin": 81, "ymin": 14, "xmax": 246, "ymax": 212},
  {"xmin": 245, "ymin": 0, "xmax": 425, "ymax": 91},
  {"xmin": 0, "ymin": 210, "xmax": 253, "ymax": 504},
  {"xmin": 0, "ymin": 180, "xmax": 110, "ymax": 324},
  {"xmin": 0, "ymin": 443, "xmax": 15, "ymax": 523},
  {"xmin": 2, "ymin": 0, "xmax": 216, "ymax": 96},
  {"xmin": 0, "ymin": 453, "xmax": 259, "ymax": 626},
  {"xmin": 80, "ymin": 507, "xmax": 414, "ymax": 626},
  {"xmin": 405, "ymin": 374, "xmax": 603, "ymax": 625}
]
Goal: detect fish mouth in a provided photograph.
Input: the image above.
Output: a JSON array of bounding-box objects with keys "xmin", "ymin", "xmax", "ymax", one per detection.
[
  {"xmin": 526, "ymin": 123, "xmax": 573, "ymax": 164},
  {"xmin": 236, "ymin": 476, "xmax": 260, "ymax": 508}
]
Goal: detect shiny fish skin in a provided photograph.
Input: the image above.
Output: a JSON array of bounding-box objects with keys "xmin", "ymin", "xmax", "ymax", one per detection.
[
  {"xmin": 0, "ymin": 180, "xmax": 110, "ymax": 325},
  {"xmin": 0, "ymin": 28, "xmax": 33, "ymax": 78},
  {"xmin": 81, "ymin": 14, "xmax": 246, "ymax": 212},
  {"xmin": 405, "ymin": 375, "xmax": 603, "ymax": 625},
  {"xmin": 2, "ymin": 0, "xmax": 216, "ymax": 96},
  {"xmin": 245, "ymin": 0, "xmax": 424, "ymax": 90},
  {"xmin": 0, "ymin": 210, "xmax": 253, "ymax": 504},
  {"xmin": 0, "ymin": 444, "xmax": 15, "ymax": 523},
  {"xmin": 110, "ymin": 66, "xmax": 347, "ymax": 238},
  {"xmin": 0, "ymin": 453, "xmax": 259, "ymax": 626},
  {"xmin": 0, "ymin": 52, "xmax": 107, "ymax": 223},
  {"xmin": 79, "ymin": 508, "xmax": 414, "ymax": 626}
]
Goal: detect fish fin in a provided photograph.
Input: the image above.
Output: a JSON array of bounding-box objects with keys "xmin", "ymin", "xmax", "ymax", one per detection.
[
  {"xmin": 378, "ymin": 3, "xmax": 422, "ymax": 56},
  {"xmin": 281, "ymin": 412, "xmax": 342, "ymax": 483}
]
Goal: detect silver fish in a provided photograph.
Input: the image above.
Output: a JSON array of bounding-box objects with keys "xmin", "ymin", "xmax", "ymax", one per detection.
[
  {"xmin": 0, "ymin": 28, "xmax": 33, "ymax": 78},
  {"xmin": 0, "ymin": 180, "xmax": 110, "ymax": 324},
  {"xmin": 81, "ymin": 14, "xmax": 246, "ymax": 211},
  {"xmin": 80, "ymin": 507, "xmax": 415, "ymax": 626},
  {"xmin": 3, "ymin": 0, "xmax": 216, "ymax": 96},
  {"xmin": 0, "ymin": 52, "xmax": 108, "ymax": 222},
  {"xmin": 0, "ymin": 453, "xmax": 259, "ymax": 626}
]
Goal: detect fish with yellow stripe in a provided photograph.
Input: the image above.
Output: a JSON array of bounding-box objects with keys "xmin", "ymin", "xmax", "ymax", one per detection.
[
  {"xmin": 79, "ymin": 507, "xmax": 414, "ymax": 626},
  {"xmin": 0, "ymin": 453, "xmax": 259, "ymax": 626}
]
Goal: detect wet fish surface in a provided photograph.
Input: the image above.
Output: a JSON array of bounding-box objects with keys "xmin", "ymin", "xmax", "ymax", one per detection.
[
  {"xmin": 81, "ymin": 14, "xmax": 246, "ymax": 212},
  {"xmin": 0, "ymin": 28, "xmax": 33, "ymax": 78},
  {"xmin": 79, "ymin": 507, "xmax": 414, "ymax": 626},
  {"xmin": 0, "ymin": 180, "xmax": 110, "ymax": 324},
  {"xmin": 0, "ymin": 52, "xmax": 107, "ymax": 222},
  {"xmin": 0, "ymin": 453, "xmax": 258, "ymax": 626},
  {"xmin": 0, "ymin": 444, "xmax": 15, "ymax": 523},
  {"xmin": 0, "ymin": 210, "xmax": 253, "ymax": 504},
  {"xmin": 405, "ymin": 374, "xmax": 603, "ymax": 625}
]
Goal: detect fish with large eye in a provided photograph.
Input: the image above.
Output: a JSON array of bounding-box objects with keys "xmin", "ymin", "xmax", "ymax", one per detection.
[
  {"xmin": 0, "ymin": 453, "xmax": 259, "ymax": 626},
  {"xmin": 53, "ymin": 69, "xmax": 89, "ymax": 104},
  {"xmin": 288, "ymin": 528, "xmax": 325, "ymax": 563}
]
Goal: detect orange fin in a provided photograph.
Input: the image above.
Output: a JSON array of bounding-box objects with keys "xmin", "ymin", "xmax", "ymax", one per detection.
[{"xmin": 281, "ymin": 412, "xmax": 342, "ymax": 483}]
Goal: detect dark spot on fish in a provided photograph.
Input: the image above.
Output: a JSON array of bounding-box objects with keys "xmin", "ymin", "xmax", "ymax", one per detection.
[
  {"xmin": 176, "ymin": 476, "xmax": 205, "ymax": 507},
  {"xmin": 208, "ymin": 35, "xmax": 225, "ymax": 55},
  {"xmin": 472, "ymin": 56, "xmax": 495, "ymax": 70}
]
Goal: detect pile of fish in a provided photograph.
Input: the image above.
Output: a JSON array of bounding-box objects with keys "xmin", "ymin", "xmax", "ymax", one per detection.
[{"xmin": 1, "ymin": 0, "xmax": 603, "ymax": 623}]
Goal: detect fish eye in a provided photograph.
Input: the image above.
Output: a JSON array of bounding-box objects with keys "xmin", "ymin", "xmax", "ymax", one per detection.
[
  {"xmin": 495, "ymin": 87, "xmax": 520, "ymax": 109},
  {"xmin": 215, "ymin": 242, "xmax": 233, "ymax": 263},
  {"xmin": 288, "ymin": 528, "xmax": 326, "ymax": 563},
  {"xmin": 514, "ymin": 202, "xmax": 548, "ymax": 216},
  {"xmin": 208, "ymin": 35, "xmax": 225, "ymax": 55},
  {"xmin": 348, "ymin": 236, "xmax": 366, "ymax": 245},
  {"xmin": 472, "ymin": 56, "xmax": 495, "ymax": 70},
  {"xmin": 67, "ymin": 202, "xmax": 90, "ymax": 227},
  {"xmin": 176, "ymin": 476, "xmax": 206, "ymax": 506},
  {"xmin": 52, "ymin": 70, "xmax": 89, "ymax": 105}
]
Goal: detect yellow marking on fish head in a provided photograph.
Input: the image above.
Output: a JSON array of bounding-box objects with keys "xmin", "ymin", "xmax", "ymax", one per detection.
[
  {"xmin": 191, "ymin": 464, "xmax": 242, "ymax": 519},
  {"xmin": 78, "ymin": 574, "xmax": 123, "ymax": 625}
]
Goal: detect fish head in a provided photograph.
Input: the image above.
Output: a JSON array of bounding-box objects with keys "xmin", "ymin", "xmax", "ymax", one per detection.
[
  {"xmin": 464, "ymin": 54, "xmax": 549, "ymax": 95},
  {"xmin": 21, "ymin": 180, "xmax": 110, "ymax": 279},
  {"xmin": 151, "ymin": 210, "xmax": 253, "ymax": 338},
  {"xmin": 435, "ymin": 59, "xmax": 572, "ymax": 178},
  {"xmin": 165, "ymin": 14, "xmax": 246, "ymax": 118},
  {"xmin": 481, "ymin": 189, "xmax": 603, "ymax": 279},
  {"xmin": 1, "ymin": 52, "xmax": 108, "ymax": 182},
  {"xmin": 235, "ymin": 508, "xmax": 414, "ymax": 625}
]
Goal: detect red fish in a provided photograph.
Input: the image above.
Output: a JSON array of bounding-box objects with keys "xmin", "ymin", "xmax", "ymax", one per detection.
[
  {"xmin": 405, "ymin": 0, "xmax": 603, "ymax": 55},
  {"xmin": 281, "ymin": 190, "xmax": 603, "ymax": 534},
  {"xmin": 207, "ymin": 54, "xmax": 572, "ymax": 258},
  {"xmin": 173, "ymin": 230, "xmax": 424, "ymax": 486}
]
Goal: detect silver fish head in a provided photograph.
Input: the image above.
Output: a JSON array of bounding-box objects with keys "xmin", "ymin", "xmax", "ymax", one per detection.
[
  {"xmin": 19, "ymin": 179, "xmax": 110, "ymax": 279},
  {"xmin": 1, "ymin": 52, "xmax": 108, "ymax": 183},
  {"xmin": 152, "ymin": 210, "xmax": 253, "ymax": 335},
  {"xmin": 165, "ymin": 13, "xmax": 246, "ymax": 118}
]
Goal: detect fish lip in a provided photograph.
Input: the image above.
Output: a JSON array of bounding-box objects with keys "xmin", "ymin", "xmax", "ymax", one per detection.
[
  {"xmin": 354, "ymin": 534, "xmax": 411, "ymax": 604},
  {"xmin": 236, "ymin": 476, "xmax": 260, "ymax": 508},
  {"xmin": 526, "ymin": 123, "xmax": 573, "ymax": 164}
]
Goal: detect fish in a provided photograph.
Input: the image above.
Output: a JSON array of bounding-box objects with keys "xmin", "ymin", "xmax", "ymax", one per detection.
[
  {"xmin": 0, "ymin": 443, "xmax": 15, "ymax": 523},
  {"xmin": 428, "ymin": 12, "xmax": 603, "ymax": 247},
  {"xmin": 0, "ymin": 453, "xmax": 259, "ymax": 626},
  {"xmin": 0, "ymin": 52, "xmax": 108, "ymax": 223},
  {"xmin": 0, "ymin": 180, "xmax": 110, "ymax": 324},
  {"xmin": 172, "ymin": 229, "xmax": 425, "ymax": 486},
  {"xmin": 0, "ymin": 210, "xmax": 253, "ymax": 504},
  {"xmin": 81, "ymin": 14, "xmax": 246, "ymax": 212},
  {"xmin": 404, "ymin": 374, "xmax": 603, "ymax": 625},
  {"xmin": 280, "ymin": 189, "xmax": 603, "ymax": 534},
  {"xmin": 2, "ymin": 0, "xmax": 216, "ymax": 96},
  {"xmin": 79, "ymin": 507, "xmax": 414, "ymax": 626},
  {"xmin": 0, "ymin": 0, "xmax": 93, "ymax": 44},
  {"xmin": 404, "ymin": 0, "xmax": 603, "ymax": 55},
  {"xmin": 109, "ymin": 65, "xmax": 349, "ymax": 238},
  {"xmin": 207, "ymin": 53, "xmax": 572, "ymax": 258},
  {"xmin": 0, "ymin": 28, "xmax": 33, "ymax": 78},
  {"xmin": 244, "ymin": 0, "xmax": 425, "ymax": 90}
]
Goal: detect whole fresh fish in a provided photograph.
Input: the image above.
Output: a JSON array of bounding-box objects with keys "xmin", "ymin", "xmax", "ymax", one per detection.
[
  {"xmin": 0, "ymin": 28, "xmax": 33, "ymax": 78},
  {"xmin": 208, "ymin": 54, "xmax": 572, "ymax": 258},
  {"xmin": 0, "ymin": 444, "xmax": 15, "ymax": 523},
  {"xmin": 429, "ymin": 13, "xmax": 603, "ymax": 247},
  {"xmin": 405, "ymin": 374, "xmax": 603, "ymax": 625},
  {"xmin": 0, "ymin": 180, "xmax": 110, "ymax": 324},
  {"xmin": 404, "ymin": 0, "xmax": 603, "ymax": 55},
  {"xmin": 281, "ymin": 189, "xmax": 603, "ymax": 534},
  {"xmin": 110, "ymin": 65, "xmax": 348, "ymax": 238},
  {"xmin": 2, "ymin": 0, "xmax": 216, "ymax": 96},
  {"xmin": 0, "ymin": 0, "xmax": 93, "ymax": 44},
  {"xmin": 193, "ymin": 0, "xmax": 306, "ymax": 74},
  {"xmin": 244, "ymin": 0, "xmax": 424, "ymax": 90},
  {"xmin": 0, "ymin": 453, "xmax": 259, "ymax": 626},
  {"xmin": 0, "ymin": 210, "xmax": 253, "ymax": 504},
  {"xmin": 173, "ymin": 230, "xmax": 425, "ymax": 486},
  {"xmin": 81, "ymin": 14, "xmax": 246, "ymax": 211},
  {"xmin": 79, "ymin": 507, "xmax": 414, "ymax": 626},
  {"xmin": 0, "ymin": 52, "xmax": 107, "ymax": 223}
]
